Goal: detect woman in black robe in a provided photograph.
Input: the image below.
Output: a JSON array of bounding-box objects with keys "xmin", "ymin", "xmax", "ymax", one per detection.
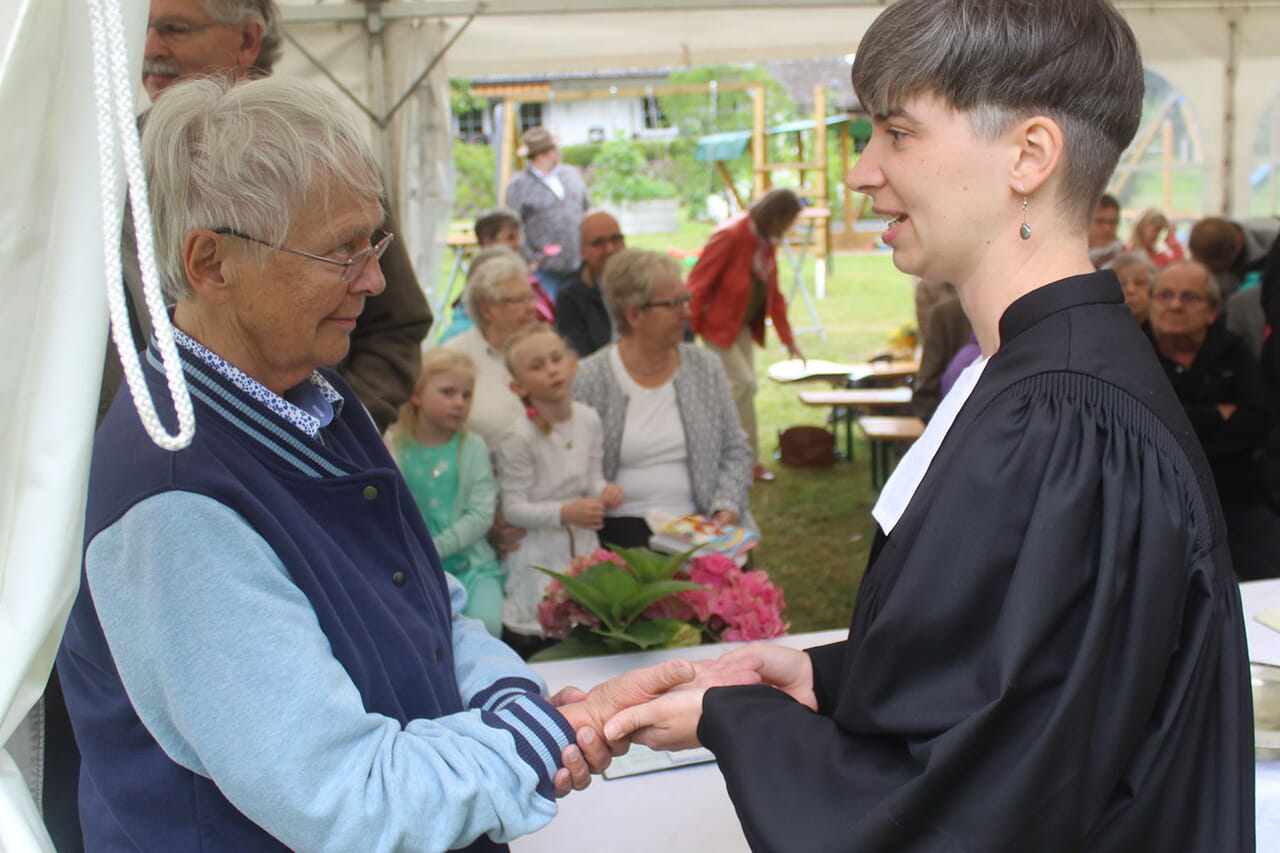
[{"xmin": 603, "ymin": 1, "xmax": 1255, "ymax": 850}]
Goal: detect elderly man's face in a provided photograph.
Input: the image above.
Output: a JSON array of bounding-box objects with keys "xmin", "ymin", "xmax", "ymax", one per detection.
[
  {"xmin": 214, "ymin": 186, "xmax": 386, "ymax": 392},
  {"xmin": 1089, "ymin": 203, "xmax": 1120, "ymax": 248},
  {"xmin": 1150, "ymin": 263, "xmax": 1217, "ymax": 340},
  {"xmin": 144, "ymin": 0, "xmax": 262, "ymax": 101},
  {"xmin": 580, "ymin": 213, "xmax": 625, "ymax": 280}
]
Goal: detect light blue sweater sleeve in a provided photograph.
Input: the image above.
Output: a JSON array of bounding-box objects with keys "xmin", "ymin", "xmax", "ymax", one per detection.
[{"xmin": 85, "ymin": 490, "xmax": 571, "ymax": 853}]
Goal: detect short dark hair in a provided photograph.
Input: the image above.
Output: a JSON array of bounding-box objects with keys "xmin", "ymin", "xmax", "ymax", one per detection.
[
  {"xmin": 474, "ymin": 208, "xmax": 521, "ymax": 244},
  {"xmin": 1097, "ymin": 193, "xmax": 1120, "ymax": 212},
  {"xmin": 750, "ymin": 188, "xmax": 803, "ymax": 240},
  {"xmin": 851, "ymin": 0, "xmax": 1143, "ymax": 226},
  {"xmin": 1187, "ymin": 217, "xmax": 1241, "ymax": 273}
]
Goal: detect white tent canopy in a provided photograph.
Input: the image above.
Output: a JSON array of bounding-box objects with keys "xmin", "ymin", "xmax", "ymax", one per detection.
[
  {"xmin": 277, "ymin": 0, "xmax": 1280, "ymax": 217},
  {"xmin": 4, "ymin": 1, "xmax": 1280, "ymax": 849}
]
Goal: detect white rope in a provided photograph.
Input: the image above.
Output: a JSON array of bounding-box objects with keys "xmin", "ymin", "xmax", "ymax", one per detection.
[{"xmin": 86, "ymin": 0, "xmax": 195, "ymax": 450}]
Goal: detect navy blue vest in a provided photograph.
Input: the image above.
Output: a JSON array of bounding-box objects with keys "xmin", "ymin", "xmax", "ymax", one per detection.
[{"xmin": 59, "ymin": 349, "xmax": 507, "ymax": 851}]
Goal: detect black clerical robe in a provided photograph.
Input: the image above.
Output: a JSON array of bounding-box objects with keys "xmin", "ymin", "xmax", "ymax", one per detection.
[{"xmin": 701, "ymin": 272, "xmax": 1254, "ymax": 852}]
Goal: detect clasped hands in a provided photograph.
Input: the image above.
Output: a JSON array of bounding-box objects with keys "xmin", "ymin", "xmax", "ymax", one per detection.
[{"xmin": 547, "ymin": 642, "xmax": 817, "ymax": 797}]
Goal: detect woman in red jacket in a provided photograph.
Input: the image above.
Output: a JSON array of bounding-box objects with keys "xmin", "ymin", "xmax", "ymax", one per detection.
[{"xmin": 687, "ymin": 188, "xmax": 805, "ymax": 481}]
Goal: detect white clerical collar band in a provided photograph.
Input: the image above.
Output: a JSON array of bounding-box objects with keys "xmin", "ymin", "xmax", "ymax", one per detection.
[{"xmin": 172, "ymin": 327, "xmax": 343, "ymax": 437}]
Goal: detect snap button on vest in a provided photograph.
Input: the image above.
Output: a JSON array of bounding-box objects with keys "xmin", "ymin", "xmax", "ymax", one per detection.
[
  {"xmin": 362, "ymin": 485, "xmax": 379, "ymax": 500},
  {"xmin": 392, "ymin": 571, "xmax": 407, "ymax": 587}
]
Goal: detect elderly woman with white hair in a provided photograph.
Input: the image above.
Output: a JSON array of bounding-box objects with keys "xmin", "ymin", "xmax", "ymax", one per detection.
[
  {"xmin": 444, "ymin": 247, "xmax": 541, "ymax": 449},
  {"xmin": 55, "ymin": 76, "xmax": 711, "ymax": 853},
  {"xmin": 574, "ymin": 248, "xmax": 753, "ymax": 549}
]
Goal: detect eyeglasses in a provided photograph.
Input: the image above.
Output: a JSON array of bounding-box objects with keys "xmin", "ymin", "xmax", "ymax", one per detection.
[
  {"xmin": 585, "ymin": 233, "xmax": 625, "ymax": 250},
  {"xmin": 1152, "ymin": 290, "xmax": 1208, "ymax": 306},
  {"xmin": 214, "ymin": 228, "xmax": 393, "ymax": 284},
  {"xmin": 147, "ymin": 19, "xmax": 231, "ymax": 41},
  {"xmin": 641, "ymin": 294, "xmax": 691, "ymax": 310},
  {"xmin": 496, "ymin": 293, "xmax": 537, "ymax": 305}
]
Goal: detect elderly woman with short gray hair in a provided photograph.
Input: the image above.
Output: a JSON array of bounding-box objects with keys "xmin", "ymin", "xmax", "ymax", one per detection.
[
  {"xmin": 444, "ymin": 247, "xmax": 540, "ymax": 449},
  {"xmin": 574, "ymin": 248, "xmax": 753, "ymax": 549},
  {"xmin": 55, "ymin": 75, "xmax": 668, "ymax": 853}
]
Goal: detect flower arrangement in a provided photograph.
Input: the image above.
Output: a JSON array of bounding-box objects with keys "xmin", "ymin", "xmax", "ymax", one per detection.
[{"xmin": 532, "ymin": 546, "xmax": 788, "ymax": 661}]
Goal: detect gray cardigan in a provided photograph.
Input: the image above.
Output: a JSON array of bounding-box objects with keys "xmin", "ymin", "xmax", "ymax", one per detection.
[{"xmin": 574, "ymin": 343, "xmax": 753, "ymax": 521}]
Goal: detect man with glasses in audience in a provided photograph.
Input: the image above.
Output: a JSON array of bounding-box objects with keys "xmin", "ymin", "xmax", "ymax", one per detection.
[
  {"xmin": 1150, "ymin": 259, "xmax": 1280, "ymax": 579},
  {"xmin": 556, "ymin": 210, "xmax": 625, "ymax": 357}
]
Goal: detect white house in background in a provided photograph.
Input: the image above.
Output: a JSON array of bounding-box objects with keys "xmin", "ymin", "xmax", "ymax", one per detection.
[
  {"xmin": 453, "ymin": 59, "xmax": 860, "ymax": 148},
  {"xmin": 456, "ymin": 70, "xmax": 678, "ymax": 146}
]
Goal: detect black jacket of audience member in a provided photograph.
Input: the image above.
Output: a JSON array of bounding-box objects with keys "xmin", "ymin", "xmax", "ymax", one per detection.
[{"xmin": 1155, "ymin": 324, "xmax": 1274, "ymax": 508}]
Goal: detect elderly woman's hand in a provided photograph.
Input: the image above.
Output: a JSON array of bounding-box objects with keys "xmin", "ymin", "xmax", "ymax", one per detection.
[
  {"xmin": 561, "ymin": 497, "xmax": 606, "ymax": 530},
  {"xmin": 598, "ymin": 483, "xmax": 625, "ymax": 511},
  {"xmin": 711, "ymin": 509, "xmax": 739, "ymax": 528}
]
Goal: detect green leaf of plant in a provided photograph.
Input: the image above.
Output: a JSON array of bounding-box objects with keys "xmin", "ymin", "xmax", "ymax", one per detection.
[
  {"xmin": 616, "ymin": 580, "xmax": 706, "ymax": 626},
  {"xmin": 528, "ymin": 626, "xmax": 616, "ymax": 661},
  {"xmin": 592, "ymin": 618, "xmax": 705, "ymax": 650},
  {"xmin": 534, "ymin": 564, "xmax": 626, "ymax": 633}
]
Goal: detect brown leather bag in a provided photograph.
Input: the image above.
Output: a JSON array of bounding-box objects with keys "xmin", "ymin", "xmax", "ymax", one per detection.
[{"xmin": 778, "ymin": 426, "xmax": 835, "ymax": 468}]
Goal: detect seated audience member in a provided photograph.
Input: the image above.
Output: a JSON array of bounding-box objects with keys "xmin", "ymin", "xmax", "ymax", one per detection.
[
  {"xmin": 1227, "ymin": 285, "xmax": 1266, "ymax": 361},
  {"xmin": 388, "ymin": 348, "xmax": 504, "ymax": 638},
  {"xmin": 1189, "ymin": 214, "xmax": 1280, "ymax": 303},
  {"xmin": 1106, "ymin": 251, "xmax": 1156, "ymax": 326},
  {"xmin": 1150, "ymin": 260, "xmax": 1280, "ymax": 578},
  {"xmin": 1087, "ymin": 192, "xmax": 1124, "ymax": 269},
  {"xmin": 443, "ymin": 248, "xmax": 541, "ymax": 450},
  {"xmin": 56, "ymin": 75, "xmax": 694, "ymax": 852},
  {"xmin": 556, "ymin": 210, "xmax": 625, "ymax": 357},
  {"xmin": 913, "ymin": 278, "xmax": 956, "ymax": 344},
  {"xmin": 910, "ymin": 295, "xmax": 972, "ymax": 422},
  {"xmin": 1127, "ymin": 208, "xmax": 1184, "ymax": 268},
  {"xmin": 575, "ymin": 249, "xmax": 753, "ymax": 549},
  {"xmin": 439, "ymin": 210, "xmax": 553, "ymax": 343}
]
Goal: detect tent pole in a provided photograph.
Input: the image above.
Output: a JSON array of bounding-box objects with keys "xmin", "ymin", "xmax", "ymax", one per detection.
[
  {"xmin": 1222, "ymin": 14, "xmax": 1239, "ymax": 214},
  {"xmin": 364, "ymin": 2, "xmax": 396, "ymax": 199}
]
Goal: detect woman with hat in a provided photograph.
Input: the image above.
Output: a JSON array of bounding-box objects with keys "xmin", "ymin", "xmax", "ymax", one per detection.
[{"xmin": 504, "ymin": 126, "xmax": 590, "ymax": 301}]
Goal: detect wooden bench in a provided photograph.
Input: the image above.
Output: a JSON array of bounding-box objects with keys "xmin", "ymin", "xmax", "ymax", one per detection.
[
  {"xmin": 858, "ymin": 415, "xmax": 926, "ymax": 489},
  {"xmin": 798, "ymin": 387, "xmax": 914, "ymax": 460}
]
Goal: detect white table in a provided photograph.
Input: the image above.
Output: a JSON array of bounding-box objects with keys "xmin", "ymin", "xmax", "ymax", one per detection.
[
  {"xmin": 513, "ymin": 630, "xmax": 846, "ymax": 852},
  {"xmin": 517, "ymin": 585, "xmax": 1280, "ymax": 851},
  {"xmin": 1239, "ymin": 579, "xmax": 1280, "ymax": 848}
]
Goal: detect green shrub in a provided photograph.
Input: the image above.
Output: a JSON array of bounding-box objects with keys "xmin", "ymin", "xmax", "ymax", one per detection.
[
  {"xmin": 591, "ymin": 132, "xmax": 676, "ymax": 204},
  {"xmin": 453, "ymin": 140, "xmax": 496, "ymax": 220}
]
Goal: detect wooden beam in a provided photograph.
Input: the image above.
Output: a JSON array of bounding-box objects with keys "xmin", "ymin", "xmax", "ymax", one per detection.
[
  {"xmin": 716, "ymin": 161, "xmax": 745, "ymax": 210},
  {"xmin": 752, "ymin": 86, "xmax": 768, "ymax": 198}
]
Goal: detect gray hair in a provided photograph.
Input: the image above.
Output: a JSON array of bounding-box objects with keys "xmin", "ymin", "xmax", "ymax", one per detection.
[
  {"xmin": 601, "ymin": 249, "xmax": 682, "ymax": 336},
  {"xmin": 143, "ymin": 75, "xmax": 383, "ymax": 300},
  {"xmin": 1106, "ymin": 251, "xmax": 1156, "ymax": 279},
  {"xmin": 204, "ymin": 0, "xmax": 282, "ymax": 75},
  {"xmin": 851, "ymin": 0, "xmax": 1143, "ymax": 227},
  {"xmin": 1158, "ymin": 259, "xmax": 1220, "ymax": 309},
  {"xmin": 463, "ymin": 247, "xmax": 529, "ymax": 326}
]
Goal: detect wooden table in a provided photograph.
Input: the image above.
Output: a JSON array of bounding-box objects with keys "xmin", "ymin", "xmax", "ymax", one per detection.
[
  {"xmin": 858, "ymin": 415, "xmax": 926, "ymax": 489},
  {"xmin": 767, "ymin": 358, "xmax": 920, "ymax": 389},
  {"xmin": 798, "ymin": 386, "xmax": 914, "ymax": 460}
]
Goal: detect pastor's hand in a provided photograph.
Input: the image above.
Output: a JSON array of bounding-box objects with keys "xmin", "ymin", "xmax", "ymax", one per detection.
[
  {"xmin": 601, "ymin": 654, "xmax": 766, "ymax": 752},
  {"xmin": 718, "ymin": 643, "xmax": 817, "ymax": 711}
]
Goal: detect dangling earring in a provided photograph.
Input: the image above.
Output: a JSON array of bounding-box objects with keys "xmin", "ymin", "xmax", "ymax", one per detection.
[{"xmin": 1020, "ymin": 196, "xmax": 1032, "ymax": 240}]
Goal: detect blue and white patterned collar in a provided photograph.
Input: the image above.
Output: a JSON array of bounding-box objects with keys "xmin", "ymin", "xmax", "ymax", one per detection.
[{"xmin": 172, "ymin": 327, "xmax": 344, "ymax": 437}]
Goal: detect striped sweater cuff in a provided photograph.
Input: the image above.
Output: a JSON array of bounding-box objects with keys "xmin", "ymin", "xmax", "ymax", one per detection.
[{"xmin": 474, "ymin": 678, "xmax": 575, "ymax": 800}]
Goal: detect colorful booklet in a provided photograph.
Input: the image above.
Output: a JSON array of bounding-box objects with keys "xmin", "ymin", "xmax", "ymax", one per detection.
[{"xmin": 645, "ymin": 511, "xmax": 759, "ymax": 561}]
